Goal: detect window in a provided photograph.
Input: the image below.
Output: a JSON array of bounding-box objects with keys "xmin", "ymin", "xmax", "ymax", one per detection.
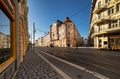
[
  {"xmin": 109, "ymin": 20, "xmax": 118, "ymax": 29},
  {"xmin": 98, "ymin": 1, "xmax": 101, "ymax": 8},
  {"xmin": 104, "ymin": 41, "xmax": 107, "ymax": 44},
  {"xmin": 116, "ymin": 3, "xmax": 120, "ymax": 12},
  {"xmin": 119, "ymin": 19, "xmax": 120, "ymax": 26},
  {"xmin": 94, "ymin": 26, "xmax": 98, "ymax": 33},
  {"xmin": 115, "ymin": 38, "xmax": 120, "ymax": 46},
  {"xmin": 67, "ymin": 24, "xmax": 70, "ymax": 29},
  {"xmin": 105, "ymin": 0, "xmax": 111, "ymax": 3},
  {"xmin": 109, "ymin": 23, "xmax": 111, "ymax": 28},
  {"xmin": 108, "ymin": 7, "xmax": 114, "ymax": 15},
  {"xmin": 0, "ymin": 9, "xmax": 11, "ymax": 64},
  {"xmin": 98, "ymin": 13, "xmax": 101, "ymax": 19},
  {"xmin": 67, "ymin": 31, "xmax": 70, "ymax": 36}
]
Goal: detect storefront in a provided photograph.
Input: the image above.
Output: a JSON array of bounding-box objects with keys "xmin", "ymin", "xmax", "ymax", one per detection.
[
  {"xmin": 109, "ymin": 35, "xmax": 120, "ymax": 50},
  {"xmin": 0, "ymin": 0, "xmax": 16, "ymax": 79},
  {"xmin": 0, "ymin": 0, "xmax": 28, "ymax": 79}
]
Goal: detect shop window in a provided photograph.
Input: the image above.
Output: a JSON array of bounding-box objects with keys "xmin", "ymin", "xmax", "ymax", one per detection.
[
  {"xmin": 115, "ymin": 38, "xmax": 120, "ymax": 46},
  {"xmin": 110, "ymin": 38, "xmax": 114, "ymax": 46},
  {"xmin": 0, "ymin": 9, "xmax": 11, "ymax": 64}
]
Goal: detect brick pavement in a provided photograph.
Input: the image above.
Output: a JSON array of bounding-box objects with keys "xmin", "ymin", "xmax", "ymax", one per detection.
[{"xmin": 14, "ymin": 48, "xmax": 64, "ymax": 79}]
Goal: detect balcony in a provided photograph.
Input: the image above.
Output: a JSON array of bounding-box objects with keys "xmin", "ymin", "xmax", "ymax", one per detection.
[
  {"xmin": 93, "ymin": 5, "xmax": 107, "ymax": 14},
  {"xmin": 106, "ymin": 26, "xmax": 120, "ymax": 34},
  {"xmin": 91, "ymin": 31, "xmax": 107, "ymax": 38},
  {"xmin": 93, "ymin": 15, "xmax": 115, "ymax": 25},
  {"xmin": 92, "ymin": 26, "xmax": 120, "ymax": 38},
  {"xmin": 106, "ymin": 1, "xmax": 116, "ymax": 8},
  {"xmin": 93, "ymin": 16, "xmax": 110, "ymax": 25}
]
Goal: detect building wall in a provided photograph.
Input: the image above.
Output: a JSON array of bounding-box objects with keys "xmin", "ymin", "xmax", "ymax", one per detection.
[
  {"xmin": 36, "ymin": 17, "xmax": 82, "ymax": 47},
  {"xmin": 90, "ymin": 0, "xmax": 120, "ymax": 49},
  {"xmin": 42, "ymin": 33, "xmax": 50, "ymax": 46},
  {"xmin": 64, "ymin": 17, "xmax": 82, "ymax": 47},
  {"xmin": 58, "ymin": 24, "xmax": 67, "ymax": 47},
  {"xmin": 36, "ymin": 33, "xmax": 50, "ymax": 47},
  {"xmin": 18, "ymin": 0, "xmax": 28, "ymax": 63}
]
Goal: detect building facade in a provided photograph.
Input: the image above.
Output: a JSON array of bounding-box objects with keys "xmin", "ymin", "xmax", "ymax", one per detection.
[
  {"xmin": 36, "ymin": 33, "xmax": 50, "ymax": 46},
  {"xmin": 89, "ymin": 0, "xmax": 120, "ymax": 49},
  {"xmin": 0, "ymin": 0, "xmax": 28, "ymax": 79},
  {"xmin": 36, "ymin": 17, "xmax": 82, "ymax": 47}
]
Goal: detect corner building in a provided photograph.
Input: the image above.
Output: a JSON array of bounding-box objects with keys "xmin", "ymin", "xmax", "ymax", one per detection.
[
  {"xmin": 36, "ymin": 17, "xmax": 82, "ymax": 47},
  {"xmin": 0, "ymin": 0, "xmax": 28, "ymax": 79},
  {"xmin": 90, "ymin": 0, "xmax": 120, "ymax": 49}
]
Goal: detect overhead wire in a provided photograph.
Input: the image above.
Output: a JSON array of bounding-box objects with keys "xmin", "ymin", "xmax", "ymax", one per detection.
[{"xmin": 70, "ymin": 0, "xmax": 92, "ymax": 18}]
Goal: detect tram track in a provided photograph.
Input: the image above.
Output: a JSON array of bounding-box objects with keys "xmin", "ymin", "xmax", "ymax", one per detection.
[{"xmin": 37, "ymin": 47, "xmax": 120, "ymax": 79}]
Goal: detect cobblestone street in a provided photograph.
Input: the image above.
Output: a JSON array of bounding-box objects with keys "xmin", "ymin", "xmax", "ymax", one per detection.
[{"xmin": 14, "ymin": 48, "xmax": 64, "ymax": 79}]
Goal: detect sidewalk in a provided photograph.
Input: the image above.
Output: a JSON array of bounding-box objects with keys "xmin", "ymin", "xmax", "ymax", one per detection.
[{"xmin": 13, "ymin": 48, "xmax": 64, "ymax": 79}]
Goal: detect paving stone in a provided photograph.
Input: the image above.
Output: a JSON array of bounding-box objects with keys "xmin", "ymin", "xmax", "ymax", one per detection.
[
  {"xmin": 37, "ymin": 74, "xmax": 49, "ymax": 79},
  {"xmin": 48, "ymin": 71, "xmax": 57, "ymax": 78},
  {"xmin": 35, "ymin": 71, "xmax": 45, "ymax": 76},
  {"xmin": 14, "ymin": 48, "xmax": 64, "ymax": 79},
  {"xmin": 50, "ymin": 75, "xmax": 64, "ymax": 79}
]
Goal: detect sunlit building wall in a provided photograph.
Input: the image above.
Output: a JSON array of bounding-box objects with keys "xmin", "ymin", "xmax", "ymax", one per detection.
[
  {"xmin": 18, "ymin": 0, "xmax": 29, "ymax": 63},
  {"xmin": 90, "ymin": 0, "xmax": 120, "ymax": 49},
  {"xmin": 36, "ymin": 17, "xmax": 82, "ymax": 47}
]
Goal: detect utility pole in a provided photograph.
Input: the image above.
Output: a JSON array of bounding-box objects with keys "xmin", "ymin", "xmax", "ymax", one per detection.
[{"xmin": 33, "ymin": 23, "xmax": 35, "ymax": 46}]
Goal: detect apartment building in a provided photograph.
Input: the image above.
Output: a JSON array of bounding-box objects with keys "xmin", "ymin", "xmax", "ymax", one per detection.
[
  {"xmin": 36, "ymin": 33, "xmax": 50, "ymax": 46},
  {"xmin": 0, "ymin": 0, "xmax": 29, "ymax": 79},
  {"xmin": 36, "ymin": 17, "xmax": 82, "ymax": 47},
  {"xmin": 89, "ymin": 0, "xmax": 120, "ymax": 49},
  {"xmin": 18, "ymin": 0, "xmax": 29, "ymax": 63}
]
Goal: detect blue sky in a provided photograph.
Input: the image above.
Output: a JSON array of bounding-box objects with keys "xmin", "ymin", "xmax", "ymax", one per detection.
[
  {"xmin": 28, "ymin": 0, "xmax": 92, "ymax": 41},
  {"xmin": 0, "ymin": 10, "xmax": 10, "ymax": 35}
]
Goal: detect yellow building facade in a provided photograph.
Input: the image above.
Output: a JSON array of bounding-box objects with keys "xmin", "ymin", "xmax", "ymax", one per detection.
[
  {"xmin": 0, "ymin": 0, "xmax": 28, "ymax": 79},
  {"xmin": 90, "ymin": 0, "xmax": 120, "ymax": 49}
]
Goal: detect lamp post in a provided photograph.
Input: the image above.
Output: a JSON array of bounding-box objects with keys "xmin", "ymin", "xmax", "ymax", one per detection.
[{"xmin": 33, "ymin": 23, "xmax": 35, "ymax": 47}]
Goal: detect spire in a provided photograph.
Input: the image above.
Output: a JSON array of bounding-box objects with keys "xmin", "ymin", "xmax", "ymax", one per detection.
[{"xmin": 64, "ymin": 16, "xmax": 72, "ymax": 23}]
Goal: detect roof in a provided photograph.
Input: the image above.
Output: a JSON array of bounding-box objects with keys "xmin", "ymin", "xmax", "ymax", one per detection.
[{"xmin": 64, "ymin": 17, "xmax": 72, "ymax": 23}]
